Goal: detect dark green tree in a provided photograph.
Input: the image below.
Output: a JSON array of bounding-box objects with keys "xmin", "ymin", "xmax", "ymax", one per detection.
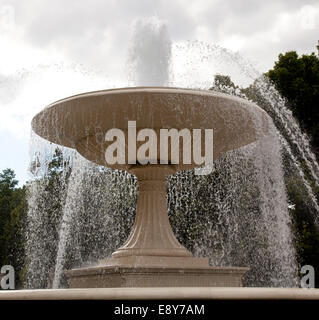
[
  {"xmin": 209, "ymin": 74, "xmax": 238, "ymax": 95},
  {"xmin": 266, "ymin": 49, "xmax": 319, "ymax": 155},
  {"xmin": 0, "ymin": 169, "xmax": 19, "ymax": 263},
  {"xmin": 0, "ymin": 169, "xmax": 27, "ymax": 287}
]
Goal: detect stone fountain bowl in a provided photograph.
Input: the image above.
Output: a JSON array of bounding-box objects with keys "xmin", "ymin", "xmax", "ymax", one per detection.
[
  {"xmin": 31, "ymin": 87, "xmax": 271, "ymax": 288},
  {"xmin": 32, "ymin": 87, "xmax": 270, "ymax": 171}
]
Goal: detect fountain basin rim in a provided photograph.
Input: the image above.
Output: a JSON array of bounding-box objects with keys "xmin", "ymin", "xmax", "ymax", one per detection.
[{"xmin": 33, "ymin": 86, "xmax": 268, "ymax": 116}]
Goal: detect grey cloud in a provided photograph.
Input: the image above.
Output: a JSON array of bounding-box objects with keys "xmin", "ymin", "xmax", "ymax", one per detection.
[
  {"xmin": 199, "ymin": 0, "xmax": 318, "ymax": 38},
  {"xmin": 10, "ymin": 0, "xmax": 195, "ymax": 45},
  {"xmin": 6, "ymin": 0, "xmax": 195, "ymax": 70},
  {"xmin": 2, "ymin": 0, "xmax": 318, "ymax": 75}
]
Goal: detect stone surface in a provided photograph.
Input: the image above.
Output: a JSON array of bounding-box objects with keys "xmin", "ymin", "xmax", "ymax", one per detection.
[
  {"xmin": 1, "ymin": 287, "xmax": 319, "ymax": 300},
  {"xmin": 65, "ymin": 265, "xmax": 248, "ymax": 288},
  {"xmin": 110, "ymin": 165, "xmax": 192, "ymax": 263}
]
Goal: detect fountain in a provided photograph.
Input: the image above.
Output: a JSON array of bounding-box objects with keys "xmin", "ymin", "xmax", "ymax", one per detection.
[{"xmin": 31, "ymin": 86, "xmax": 271, "ymax": 288}]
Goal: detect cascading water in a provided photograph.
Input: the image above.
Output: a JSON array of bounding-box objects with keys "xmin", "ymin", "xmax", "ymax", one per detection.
[
  {"xmin": 26, "ymin": 136, "xmax": 136, "ymax": 288},
  {"xmin": 25, "ymin": 18, "xmax": 318, "ymax": 288},
  {"xmin": 244, "ymin": 78, "xmax": 319, "ymax": 224}
]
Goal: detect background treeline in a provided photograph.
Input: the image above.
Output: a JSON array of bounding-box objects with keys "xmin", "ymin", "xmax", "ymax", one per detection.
[
  {"xmin": 0, "ymin": 43, "xmax": 318, "ymax": 288},
  {"xmin": 0, "ymin": 169, "xmax": 27, "ymax": 287}
]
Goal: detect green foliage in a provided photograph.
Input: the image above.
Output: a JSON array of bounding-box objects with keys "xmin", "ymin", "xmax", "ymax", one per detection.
[
  {"xmin": 209, "ymin": 74, "xmax": 239, "ymax": 95},
  {"xmin": 266, "ymin": 50, "xmax": 319, "ymax": 155},
  {"xmin": 0, "ymin": 169, "xmax": 19, "ymax": 262},
  {"xmin": 287, "ymin": 174, "xmax": 319, "ymax": 286},
  {"xmin": 0, "ymin": 169, "xmax": 26, "ymax": 288}
]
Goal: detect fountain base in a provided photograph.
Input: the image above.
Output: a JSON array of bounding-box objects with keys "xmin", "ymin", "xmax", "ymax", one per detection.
[
  {"xmin": 65, "ymin": 263, "xmax": 249, "ymax": 288},
  {"xmin": 64, "ymin": 163, "xmax": 249, "ymax": 288}
]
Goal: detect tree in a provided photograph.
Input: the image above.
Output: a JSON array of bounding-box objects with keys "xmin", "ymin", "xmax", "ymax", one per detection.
[
  {"xmin": 0, "ymin": 169, "xmax": 19, "ymax": 263},
  {"xmin": 209, "ymin": 74, "xmax": 239, "ymax": 96},
  {"xmin": 1, "ymin": 187, "xmax": 27, "ymax": 288},
  {"xmin": 266, "ymin": 49, "xmax": 319, "ymax": 155},
  {"xmin": 0, "ymin": 169, "xmax": 27, "ymax": 287}
]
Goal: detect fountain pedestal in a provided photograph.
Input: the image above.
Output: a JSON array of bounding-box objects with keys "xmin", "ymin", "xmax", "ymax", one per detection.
[
  {"xmin": 65, "ymin": 165, "xmax": 248, "ymax": 288},
  {"xmin": 107, "ymin": 165, "xmax": 207, "ymax": 268}
]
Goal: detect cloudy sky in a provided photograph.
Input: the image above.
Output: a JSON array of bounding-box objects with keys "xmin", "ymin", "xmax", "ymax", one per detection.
[{"xmin": 0, "ymin": 0, "xmax": 318, "ymax": 185}]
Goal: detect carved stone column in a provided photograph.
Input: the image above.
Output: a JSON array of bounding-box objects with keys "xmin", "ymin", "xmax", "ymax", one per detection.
[{"xmin": 105, "ymin": 165, "xmax": 209, "ymax": 267}]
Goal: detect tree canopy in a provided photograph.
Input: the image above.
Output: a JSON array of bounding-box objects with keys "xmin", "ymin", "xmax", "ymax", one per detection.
[{"xmin": 266, "ymin": 50, "xmax": 319, "ymax": 155}]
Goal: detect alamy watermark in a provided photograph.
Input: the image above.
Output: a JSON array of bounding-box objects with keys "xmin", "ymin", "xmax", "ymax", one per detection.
[
  {"xmin": 300, "ymin": 265, "xmax": 315, "ymax": 288},
  {"xmin": 104, "ymin": 121, "xmax": 214, "ymax": 175},
  {"xmin": 0, "ymin": 265, "xmax": 15, "ymax": 290}
]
